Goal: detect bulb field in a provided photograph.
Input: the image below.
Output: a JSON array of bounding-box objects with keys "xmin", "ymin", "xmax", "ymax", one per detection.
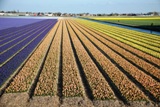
[
  {"xmin": 0, "ymin": 18, "xmax": 160, "ymax": 107},
  {"xmin": 87, "ymin": 17, "xmax": 160, "ymax": 32}
]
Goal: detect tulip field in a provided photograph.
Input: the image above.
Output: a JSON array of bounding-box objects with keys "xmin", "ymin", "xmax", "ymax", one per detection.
[
  {"xmin": 88, "ymin": 17, "xmax": 160, "ymax": 26},
  {"xmin": 0, "ymin": 17, "xmax": 160, "ymax": 107},
  {"xmin": 86, "ymin": 17, "xmax": 160, "ymax": 32}
]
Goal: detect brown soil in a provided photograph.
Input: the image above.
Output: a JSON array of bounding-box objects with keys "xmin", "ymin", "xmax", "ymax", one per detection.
[{"xmin": 0, "ymin": 93, "xmax": 158, "ymax": 107}]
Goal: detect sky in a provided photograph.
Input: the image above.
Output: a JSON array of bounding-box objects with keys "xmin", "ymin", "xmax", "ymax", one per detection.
[{"xmin": 0, "ymin": 0, "xmax": 160, "ymax": 14}]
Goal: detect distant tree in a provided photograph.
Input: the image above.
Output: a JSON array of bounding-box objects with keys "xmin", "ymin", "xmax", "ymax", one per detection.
[
  {"xmin": 101, "ymin": 14, "xmax": 107, "ymax": 16},
  {"xmin": 153, "ymin": 12, "xmax": 159, "ymax": 16},
  {"xmin": 112, "ymin": 13, "xmax": 119, "ymax": 16},
  {"xmin": 146, "ymin": 12, "xmax": 152, "ymax": 15},
  {"xmin": 48, "ymin": 12, "xmax": 52, "ymax": 14},
  {"xmin": 37, "ymin": 12, "xmax": 41, "ymax": 16},
  {"xmin": 0, "ymin": 11, "xmax": 4, "ymax": 13},
  {"xmin": 41, "ymin": 12, "xmax": 44, "ymax": 16},
  {"xmin": 127, "ymin": 13, "xmax": 136, "ymax": 16},
  {"xmin": 97, "ymin": 14, "xmax": 102, "ymax": 16},
  {"xmin": 86, "ymin": 13, "xmax": 89, "ymax": 16},
  {"xmin": 54, "ymin": 12, "xmax": 60, "ymax": 16},
  {"xmin": 62, "ymin": 13, "xmax": 67, "ymax": 16},
  {"xmin": 12, "ymin": 10, "xmax": 17, "ymax": 13},
  {"xmin": 57, "ymin": 12, "xmax": 62, "ymax": 16}
]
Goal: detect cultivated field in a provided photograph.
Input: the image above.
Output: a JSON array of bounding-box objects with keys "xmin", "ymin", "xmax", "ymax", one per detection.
[
  {"xmin": 85, "ymin": 16, "xmax": 160, "ymax": 31},
  {"xmin": 0, "ymin": 18, "xmax": 160, "ymax": 107},
  {"xmin": 89, "ymin": 17, "xmax": 160, "ymax": 26}
]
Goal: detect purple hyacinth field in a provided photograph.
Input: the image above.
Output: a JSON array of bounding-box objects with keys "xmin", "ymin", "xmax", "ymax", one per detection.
[
  {"xmin": 0, "ymin": 18, "xmax": 57, "ymax": 86},
  {"xmin": 0, "ymin": 18, "xmax": 44, "ymax": 30}
]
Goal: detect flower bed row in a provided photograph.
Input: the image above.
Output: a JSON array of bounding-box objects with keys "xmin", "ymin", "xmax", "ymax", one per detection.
[
  {"xmin": 0, "ymin": 22, "xmax": 51, "ymax": 65},
  {"xmin": 61, "ymin": 21, "xmax": 83, "ymax": 97},
  {"xmin": 84, "ymin": 21, "xmax": 160, "ymax": 45},
  {"xmin": 73, "ymin": 20, "xmax": 160, "ymax": 101},
  {"xmin": 0, "ymin": 18, "xmax": 44, "ymax": 33},
  {"xmin": 87, "ymin": 17, "xmax": 160, "ymax": 41},
  {"xmin": 5, "ymin": 20, "xmax": 58, "ymax": 92},
  {"xmin": 68, "ymin": 20, "xmax": 147, "ymax": 101},
  {"xmin": 0, "ymin": 20, "xmax": 50, "ymax": 46},
  {"xmin": 77, "ymin": 20, "xmax": 160, "ymax": 58},
  {"xmin": 1, "ymin": 26, "xmax": 54, "ymax": 87},
  {"xmin": 66, "ymin": 20, "xmax": 116, "ymax": 100},
  {"xmin": 0, "ymin": 19, "xmax": 49, "ymax": 44},
  {"xmin": 75, "ymin": 20, "xmax": 160, "ymax": 68},
  {"xmin": 100, "ymin": 29, "xmax": 160, "ymax": 53},
  {"xmin": 107, "ymin": 28, "xmax": 160, "ymax": 48},
  {"xmin": 72, "ymin": 20, "xmax": 160, "ymax": 80},
  {"xmin": 34, "ymin": 21, "xmax": 62, "ymax": 96}
]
